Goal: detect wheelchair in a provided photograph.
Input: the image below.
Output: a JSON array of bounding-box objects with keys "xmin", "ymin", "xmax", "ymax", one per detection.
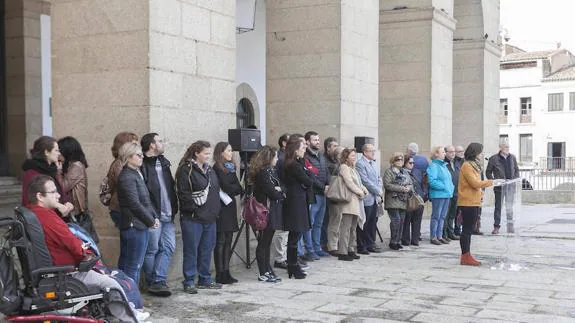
[{"xmin": 0, "ymin": 206, "xmax": 133, "ymax": 323}]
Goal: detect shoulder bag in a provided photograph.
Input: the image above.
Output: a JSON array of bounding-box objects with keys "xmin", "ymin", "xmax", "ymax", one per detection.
[{"xmin": 326, "ymin": 174, "xmax": 351, "ymax": 203}]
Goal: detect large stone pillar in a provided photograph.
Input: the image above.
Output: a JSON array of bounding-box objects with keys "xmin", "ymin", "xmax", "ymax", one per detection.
[
  {"xmin": 453, "ymin": 0, "xmax": 501, "ymax": 155},
  {"xmin": 379, "ymin": 1, "xmax": 455, "ymax": 159},
  {"xmin": 52, "ymin": 0, "xmax": 236, "ymax": 268},
  {"xmin": 4, "ymin": 0, "xmax": 48, "ymax": 176},
  {"xmin": 266, "ymin": 0, "xmax": 379, "ymax": 147}
]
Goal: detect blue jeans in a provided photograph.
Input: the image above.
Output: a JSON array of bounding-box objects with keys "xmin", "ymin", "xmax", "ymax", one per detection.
[
  {"xmin": 430, "ymin": 198, "xmax": 451, "ymax": 239},
  {"xmin": 143, "ymin": 220, "xmax": 176, "ymax": 285},
  {"xmin": 119, "ymin": 227, "xmax": 149, "ymax": 284},
  {"xmin": 181, "ymin": 218, "xmax": 216, "ymax": 287},
  {"xmin": 302, "ymin": 194, "xmax": 326, "ymax": 254}
]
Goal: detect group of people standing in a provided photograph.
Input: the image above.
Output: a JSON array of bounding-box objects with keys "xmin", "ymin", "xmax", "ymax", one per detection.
[{"xmin": 19, "ymin": 130, "xmax": 520, "ymax": 307}]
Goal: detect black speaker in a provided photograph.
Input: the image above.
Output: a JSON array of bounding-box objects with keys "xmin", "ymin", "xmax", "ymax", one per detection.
[
  {"xmin": 354, "ymin": 136, "xmax": 375, "ymax": 152},
  {"xmin": 228, "ymin": 129, "xmax": 261, "ymax": 152}
]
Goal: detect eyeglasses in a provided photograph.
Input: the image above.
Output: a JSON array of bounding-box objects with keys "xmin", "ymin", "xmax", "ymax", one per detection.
[
  {"xmin": 455, "ymin": 150, "xmax": 464, "ymax": 153},
  {"xmin": 408, "ymin": 162, "xmax": 414, "ymax": 165},
  {"xmin": 394, "ymin": 158, "xmax": 404, "ymax": 162},
  {"xmin": 43, "ymin": 190, "xmax": 58, "ymax": 195},
  {"xmin": 134, "ymin": 153, "xmax": 143, "ymax": 158}
]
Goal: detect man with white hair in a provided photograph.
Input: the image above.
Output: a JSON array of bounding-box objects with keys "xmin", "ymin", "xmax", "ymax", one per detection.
[{"xmin": 485, "ymin": 143, "xmax": 519, "ymax": 234}]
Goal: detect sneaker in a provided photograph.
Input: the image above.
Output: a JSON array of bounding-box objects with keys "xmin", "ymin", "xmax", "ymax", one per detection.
[
  {"xmin": 183, "ymin": 284, "xmax": 198, "ymax": 294},
  {"xmin": 309, "ymin": 253, "xmax": 320, "ymax": 261},
  {"xmin": 430, "ymin": 238, "xmax": 442, "ymax": 245},
  {"xmin": 438, "ymin": 238, "xmax": 450, "ymax": 244},
  {"xmin": 197, "ymin": 282, "xmax": 222, "ymax": 289},
  {"xmin": 148, "ymin": 281, "xmax": 172, "ymax": 297},
  {"xmin": 316, "ymin": 250, "xmax": 330, "ymax": 257},
  {"xmin": 348, "ymin": 252, "xmax": 360, "ymax": 260},
  {"xmin": 297, "ymin": 258, "xmax": 310, "ymax": 270},
  {"xmin": 258, "ymin": 272, "xmax": 277, "ymax": 283},
  {"xmin": 269, "ymin": 271, "xmax": 282, "ymax": 282},
  {"xmin": 135, "ymin": 309, "xmax": 150, "ymax": 321},
  {"xmin": 301, "ymin": 253, "xmax": 315, "ymax": 262},
  {"xmin": 274, "ymin": 260, "xmax": 288, "ymax": 269}
]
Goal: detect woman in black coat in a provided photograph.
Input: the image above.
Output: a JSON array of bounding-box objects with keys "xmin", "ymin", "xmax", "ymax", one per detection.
[
  {"xmin": 213, "ymin": 142, "xmax": 244, "ymax": 284},
  {"xmin": 249, "ymin": 145, "xmax": 285, "ymax": 282},
  {"xmin": 283, "ymin": 138, "xmax": 314, "ymax": 279}
]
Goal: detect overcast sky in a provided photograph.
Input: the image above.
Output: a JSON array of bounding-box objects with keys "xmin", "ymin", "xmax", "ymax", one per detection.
[{"xmin": 500, "ymin": 0, "xmax": 575, "ymax": 53}]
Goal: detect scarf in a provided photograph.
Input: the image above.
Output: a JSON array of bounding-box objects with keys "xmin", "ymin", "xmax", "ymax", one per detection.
[
  {"xmin": 468, "ymin": 158, "xmax": 482, "ymax": 174},
  {"xmin": 224, "ymin": 161, "xmax": 236, "ymax": 173}
]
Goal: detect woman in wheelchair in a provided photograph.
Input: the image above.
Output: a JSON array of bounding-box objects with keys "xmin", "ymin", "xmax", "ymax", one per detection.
[{"xmin": 5, "ymin": 175, "xmax": 149, "ymax": 322}]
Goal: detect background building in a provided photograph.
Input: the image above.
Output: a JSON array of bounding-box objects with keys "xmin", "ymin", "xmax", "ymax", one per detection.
[
  {"xmin": 499, "ymin": 45, "xmax": 575, "ymax": 169},
  {"xmin": 1, "ymin": 0, "xmax": 501, "ymax": 275}
]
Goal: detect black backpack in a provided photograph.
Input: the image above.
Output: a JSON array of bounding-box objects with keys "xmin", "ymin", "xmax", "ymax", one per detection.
[{"xmin": 0, "ymin": 247, "xmax": 21, "ymax": 315}]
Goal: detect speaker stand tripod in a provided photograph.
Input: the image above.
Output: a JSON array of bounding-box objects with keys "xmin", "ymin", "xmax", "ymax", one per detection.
[{"xmin": 231, "ymin": 220, "xmax": 259, "ymax": 269}]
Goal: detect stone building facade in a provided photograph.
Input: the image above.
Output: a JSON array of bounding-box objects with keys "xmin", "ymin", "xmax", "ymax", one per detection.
[{"xmin": 1, "ymin": 0, "xmax": 501, "ymax": 275}]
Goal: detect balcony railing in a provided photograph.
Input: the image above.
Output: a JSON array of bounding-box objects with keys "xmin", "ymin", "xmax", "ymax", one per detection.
[
  {"xmin": 520, "ymin": 114, "xmax": 532, "ymax": 123},
  {"xmin": 519, "ymin": 157, "xmax": 575, "ymax": 191}
]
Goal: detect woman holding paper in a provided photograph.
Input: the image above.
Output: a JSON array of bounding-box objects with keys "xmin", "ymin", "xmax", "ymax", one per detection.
[
  {"xmin": 458, "ymin": 142, "xmax": 503, "ymax": 266},
  {"xmin": 213, "ymin": 142, "xmax": 244, "ymax": 284}
]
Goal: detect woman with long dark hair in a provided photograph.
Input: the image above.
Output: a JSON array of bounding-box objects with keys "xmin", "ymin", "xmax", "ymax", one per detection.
[
  {"xmin": 458, "ymin": 143, "xmax": 498, "ymax": 266},
  {"xmin": 249, "ymin": 145, "xmax": 285, "ymax": 282},
  {"xmin": 283, "ymin": 138, "xmax": 313, "ymax": 279},
  {"xmin": 57, "ymin": 136, "xmax": 89, "ymax": 218},
  {"xmin": 212, "ymin": 142, "xmax": 243, "ymax": 284},
  {"xmin": 21, "ymin": 136, "xmax": 73, "ymax": 216},
  {"xmin": 176, "ymin": 140, "xmax": 222, "ymax": 293}
]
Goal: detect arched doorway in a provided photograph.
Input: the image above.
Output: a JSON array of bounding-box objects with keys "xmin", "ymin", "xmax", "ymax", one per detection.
[{"xmin": 236, "ymin": 98, "xmax": 255, "ymax": 129}]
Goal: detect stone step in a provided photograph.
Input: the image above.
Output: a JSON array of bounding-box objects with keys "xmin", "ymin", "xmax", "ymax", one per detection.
[
  {"xmin": 0, "ymin": 185, "xmax": 21, "ymax": 196},
  {"xmin": 0, "ymin": 193, "xmax": 20, "ymax": 207},
  {"xmin": 0, "ymin": 177, "xmax": 19, "ymax": 186}
]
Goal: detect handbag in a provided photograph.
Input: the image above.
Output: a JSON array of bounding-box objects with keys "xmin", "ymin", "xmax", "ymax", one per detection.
[
  {"xmin": 242, "ymin": 196, "xmax": 269, "ymax": 231},
  {"xmin": 98, "ymin": 175, "xmax": 111, "ymax": 206},
  {"xmin": 179, "ymin": 162, "xmax": 210, "ymax": 207},
  {"xmin": 72, "ymin": 211, "xmax": 100, "ymax": 244},
  {"xmin": 407, "ymin": 193, "xmax": 425, "ymax": 211},
  {"xmin": 326, "ymin": 174, "xmax": 351, "ymax": 203}
]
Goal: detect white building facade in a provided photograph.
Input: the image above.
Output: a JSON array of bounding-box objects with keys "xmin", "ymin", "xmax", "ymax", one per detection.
[{"xmin": 500, "ymin": 48, "xmax": 575, "ymax": 169}]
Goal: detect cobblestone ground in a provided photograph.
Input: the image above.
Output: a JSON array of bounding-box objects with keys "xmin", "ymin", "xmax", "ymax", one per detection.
[{"xmin": 144, "ymin": 204, "xmax": 575, "ymax": 322}]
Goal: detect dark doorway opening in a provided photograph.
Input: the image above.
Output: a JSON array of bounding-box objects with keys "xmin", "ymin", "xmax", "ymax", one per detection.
[
  {"xmin": 236, "ymin": 98, "xmax": 254, "ymax": 129},
  {"xmin": 0, "ymin": 0, "xmax": 8, "ymax": 175},
  {"xmin": 547, "ymin": 142, "xmax": 566, "ymax": 169}
]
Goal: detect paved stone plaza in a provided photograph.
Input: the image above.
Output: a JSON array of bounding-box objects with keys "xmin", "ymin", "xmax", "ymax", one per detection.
[{"xmin": 144, "ymin": 204, "xmax": 575, "ymax": 322}]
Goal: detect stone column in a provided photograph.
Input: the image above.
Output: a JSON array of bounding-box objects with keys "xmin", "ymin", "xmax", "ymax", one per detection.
[
  {"xmin": 52, "ymin": 0, "xmax": 236, "ymax": 267},
  {"xmin": 379, "ymin": 1, "xmax": 456, "ymax": 159},
  {"xmin": 4, "ymin": 0, "xmax": 48, "ymax": 176},
  {"xmin": 266, "ymin": 0, "xmax": 379, "ymax": 147},
  {"xmin": 453, "ymin": 0, "xmax": 501, "ymax": 155}
]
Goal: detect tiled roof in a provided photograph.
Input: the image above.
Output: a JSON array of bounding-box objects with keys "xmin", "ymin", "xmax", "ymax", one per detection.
[
  {"xmin": 501, "ymin": 50, "xmax": 561, "ymax": 63},
  {"xmin": 543, "ymin": 66, "xmax": 575, "ymax": 82}
]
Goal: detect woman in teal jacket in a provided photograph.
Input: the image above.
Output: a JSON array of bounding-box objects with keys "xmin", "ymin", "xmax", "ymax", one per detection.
[{"xmin": 427, "ymin": 146, "xmax": 454, "ymax": 245}]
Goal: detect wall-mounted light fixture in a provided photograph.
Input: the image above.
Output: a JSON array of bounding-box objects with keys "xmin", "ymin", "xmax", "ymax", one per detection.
[{"xmin": 236, "ymin": 0, "xmax": 257, "ymax": 34}]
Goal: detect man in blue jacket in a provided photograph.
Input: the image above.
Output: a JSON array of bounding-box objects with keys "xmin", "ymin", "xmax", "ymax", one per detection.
[{"xmin": 356, "ymin": 144, "xmax": 383, "ymax": 254}]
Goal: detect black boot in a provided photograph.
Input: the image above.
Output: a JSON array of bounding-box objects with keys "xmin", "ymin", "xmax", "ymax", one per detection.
[
  {"xmin": 287, "ymin": 264, "xmax": 307, "ymax": 279},
  {"xmin": 225, "ymin": 270, "xmax": 238, "ymax": 284},
  {"xmin": 215, "ymin": 271, "xmax": 229, "ymax": 284}
]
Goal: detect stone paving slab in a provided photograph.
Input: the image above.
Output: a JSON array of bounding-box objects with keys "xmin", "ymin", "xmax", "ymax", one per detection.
[{"xmin": 140, "ymin": 204, "xmax": 575, "ymax": 322}]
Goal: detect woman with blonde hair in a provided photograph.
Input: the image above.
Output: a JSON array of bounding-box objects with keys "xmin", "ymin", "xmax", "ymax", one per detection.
[
  {"xmin": 427, "ymin": 146, "xmax": 454, "ymax": 245},
  {"xmin": 116, "ymin": 142, "xmax": 158, "ymax": 284},
  {"xmin": 383, "ymin": 152, "xmax": 412, "ymax": 250},
  {"xmin": 102, "ymin": 132, "xmax": 139, "ymax": 227},
  {"xmin": 336, "ymin": 148, "xmax": 368, "ymax": 261}
]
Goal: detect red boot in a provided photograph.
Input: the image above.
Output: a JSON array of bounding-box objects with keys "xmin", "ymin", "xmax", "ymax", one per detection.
[{"xmin": 460, "ymin": 252, "xmax": 481, "ymax": 266}]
